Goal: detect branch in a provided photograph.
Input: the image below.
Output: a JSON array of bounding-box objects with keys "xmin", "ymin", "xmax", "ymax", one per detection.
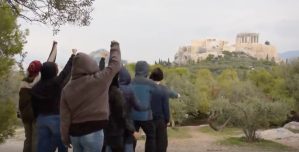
[{"xmin": 208, "ymin": 110, "xmax": 231, "ymax": 132}]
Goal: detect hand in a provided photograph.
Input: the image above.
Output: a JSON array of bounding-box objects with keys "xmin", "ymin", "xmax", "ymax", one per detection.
[
  {"xmin": 177, "ymin": 94, "xmax": 180, "ymax": 98},
  {"xmin": 133, "ymin": 131, "xmax": 140, "ymax": 139},
  {"xmin": 166, "ymin": 122, "xmax": 170, "ymax": 127},
  {"xmin": 72, "ymin": 49, "xmax": 77, "ymax": 55},
  {"xmin": 110, "ymin": 40, "xmax": 119, "ymax": 47},
  {"xmin": 65, "ymin": 144, "xmax": 72, "ymax": 148}
]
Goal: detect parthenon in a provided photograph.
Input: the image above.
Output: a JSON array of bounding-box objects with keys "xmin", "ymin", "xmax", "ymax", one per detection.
[{"xmin": 235, "ymin": 33, "xmax": 259, "ymax": 44}]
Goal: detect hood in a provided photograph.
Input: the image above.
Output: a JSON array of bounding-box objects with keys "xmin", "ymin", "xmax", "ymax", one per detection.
[
  {"xmin": 119, "ymin": 67, "xmax": 131, "ymax": 85},
  {"xmin": 135, "ymin": 61, "xmax": 149, "ymax": 77},
  {"xmin": 72, "ymin": 52, "xmax": 99, "ymax": 80},
  {"xmin": 40, "ymin": 62, "xmax": 58, "ymax": 81}
]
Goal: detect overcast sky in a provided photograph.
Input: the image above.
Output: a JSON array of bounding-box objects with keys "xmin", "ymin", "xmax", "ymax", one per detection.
[{"xmin": 18, "ymin": 0, "xmax": 299, "ymax": 66}]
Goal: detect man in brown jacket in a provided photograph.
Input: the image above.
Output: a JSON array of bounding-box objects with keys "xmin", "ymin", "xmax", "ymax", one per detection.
[
  {"xmin": 60, "ymin": 41, "xmax": 121, "ymax": 152},
  {"xmin": 19, "ymin": 60, "xmax": 42, "ymax": 152}
]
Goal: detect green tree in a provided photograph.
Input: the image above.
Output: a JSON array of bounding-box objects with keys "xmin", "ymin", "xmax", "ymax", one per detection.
[
  {"xmin": 0, "ymin": 1, "xmax": 29, "ymax": 144},
  {"xmin": 210, "ymin": 81, "xmax": 291, "ymax": 142},
  {"xmin": 6, "ymin": 0, "xmax": 94, "ymax": 35},
  {"xmin": 265, "ymin": 41, "xmax": 270, "ymax": 45}
]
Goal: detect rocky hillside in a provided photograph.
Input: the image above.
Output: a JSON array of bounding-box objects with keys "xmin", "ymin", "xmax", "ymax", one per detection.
[
  {"xmin": 174, "ymin": 43, "xmax": 282, "ymax": 64},
  {"xmin": 89, "ymin": 49, "xmax": 128, "ymax": 66}
]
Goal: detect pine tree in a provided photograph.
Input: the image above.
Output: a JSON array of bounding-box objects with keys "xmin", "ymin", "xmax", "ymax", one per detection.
[{"xmin": 266, "ymin": 54, "xmax": 269, "ymax": 60}]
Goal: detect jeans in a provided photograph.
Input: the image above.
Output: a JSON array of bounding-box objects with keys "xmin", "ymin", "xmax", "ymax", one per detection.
[
  {"xmin": 124, "ymin": 143, "xmax": 134, "ymax": 152},
  {"xmin": 70, "ymin": 130, "xmax": 104, "ymax": 152},
  {"xmin": 23, "ymin": 122, "xmax": 37, "ymax": 152},
  {"xmin": 154, "ymin": 119, "xmax": 168, "ymax": 152},
  {"xmin": 133, "ymin": 120, "xmax": 156, "ymax": 152},
  {"xmin": 36, "ymin": 115, "xmax": 67, "ymax": 152}
]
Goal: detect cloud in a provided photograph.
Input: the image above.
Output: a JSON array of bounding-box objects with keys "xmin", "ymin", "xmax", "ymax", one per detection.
[{"xmin": 18, "ymin": 0, "xmax": 299, "ymax": 64}]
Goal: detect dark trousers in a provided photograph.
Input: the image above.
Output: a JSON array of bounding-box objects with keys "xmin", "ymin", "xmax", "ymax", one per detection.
[
  {"xmin": 102, "ymin": 146, "xmax": 124, "ymax": 152},
  {"xmin": 133, "ymin": 120, "xmax": 156, "ymax": 152},
  {"xmin": 154, "ymin": 119, "xmax": 168, "ymax": 152},
  {"xmin": 23, "ymin": 122, "xmax": 37, "ymax": 152}
]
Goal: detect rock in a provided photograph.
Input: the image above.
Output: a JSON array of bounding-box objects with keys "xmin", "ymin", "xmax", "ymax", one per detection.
[
  {"xmin": 284, "ymin": 121, "xmax": 299, "ymax": 130},
  {"xmin": 258, "ymin": 128, "xmax": 299, "ymax": 141},
  {"xmin": 89, "ymin": 49, "xmax": 128, "ymax": 66}
]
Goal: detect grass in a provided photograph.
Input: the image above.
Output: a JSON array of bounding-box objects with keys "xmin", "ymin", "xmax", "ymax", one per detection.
[
  {"xmin": 167, "ymin": 127, "xmax": 191, "ymax": 138},
  {"xmin": 199, "ymin": 126, "xmax": 243, "ymax": 137},
  {"xmin": 288, "ymin": 129, "xmax": 299, "ymax": 134},
  {"xmin": 220, "ymin": 137, "xmax": 293, "ymax": 151}
]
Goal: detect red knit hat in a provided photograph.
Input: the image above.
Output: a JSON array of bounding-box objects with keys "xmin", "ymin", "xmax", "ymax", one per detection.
[{"xmin": 27, "ymin": 60, "xmax": 42, "ymax": 77}]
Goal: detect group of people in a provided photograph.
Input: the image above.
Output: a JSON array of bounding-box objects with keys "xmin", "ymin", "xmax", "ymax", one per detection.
[{"xmin": 18, "ymin": 41, "xmax": 180, "ymax": 152}]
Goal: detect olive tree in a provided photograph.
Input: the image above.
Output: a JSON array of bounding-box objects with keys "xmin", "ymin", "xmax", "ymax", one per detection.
[
  {"xmin": 209, "ymin": 81, "xmax": 291, "ymax": 142},
  {"xmin": 0, "ymin": 1, "xmax": 29, "ymax": 143}
]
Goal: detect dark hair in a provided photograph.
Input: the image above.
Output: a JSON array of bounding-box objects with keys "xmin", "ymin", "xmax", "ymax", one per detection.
[{"xmin": 149, "ymin": 68, "xmax": 163, "ymax": 81}]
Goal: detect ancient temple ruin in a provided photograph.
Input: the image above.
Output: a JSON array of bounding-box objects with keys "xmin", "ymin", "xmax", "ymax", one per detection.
[{"xmin": 235, "ymin": 33, "xmax": 259, "ymax": 44}]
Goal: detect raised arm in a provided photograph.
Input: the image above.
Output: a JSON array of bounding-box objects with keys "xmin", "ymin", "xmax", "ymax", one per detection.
[
  {"xmin": 94, "ymin": 41, "xmax": 121, "ymax": 84},
  {"xmin": 60, "ymin": 92, "xmax": 72, "ymax": 146},
  {"xmin": 56, "ymin": 49, "xmax": 77, "ymax": 85}
]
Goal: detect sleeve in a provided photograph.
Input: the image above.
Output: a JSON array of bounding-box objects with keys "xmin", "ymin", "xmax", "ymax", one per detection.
[
  {"xmin": 99, "ymin": 57, "xmax": 105, "ymax": 71},
  {"xmin": 60, "ymin": 92, "xmax": 72, "ymax": 145},
  {"xmin": 31, "ymin": 95, "xmax": 38, "ymax": 119},
  {"xmin": 93, "ymin": 43, "xmax": 121, "ymax": 85},
  {"xmin": 168, "ymin": 90, "xmax": 178, "ymax": 99},
  {"xmin": 55, "ymin": 54, "xmax": 75, "ymax": 85},
  {"xmin": 130, "ymin": 89, "xmax": 148, "ymax": 111},
  {"xmin": 125, "ymin": 118, "xmax": 135, "ymax": 135},
  {"xmin": 162, "ymin": 94, "xmax": 170, "ymax": 123}
]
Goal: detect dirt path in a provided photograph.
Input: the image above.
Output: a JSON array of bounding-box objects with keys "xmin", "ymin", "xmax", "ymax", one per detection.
[{"xmin": 0, "ymin": 127, "xmax": 298, "ymax": 152}]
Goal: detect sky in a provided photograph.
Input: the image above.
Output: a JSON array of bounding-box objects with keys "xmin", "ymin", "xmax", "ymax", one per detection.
[{"xmin": 17, "ymin": 0, "xmax": 299, "ymax": 67}]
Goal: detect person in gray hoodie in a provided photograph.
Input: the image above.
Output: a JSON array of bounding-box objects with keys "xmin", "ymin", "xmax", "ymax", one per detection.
[{"xmin": 60, "ymin": 41, "xmax": 121, "ymax": 152}]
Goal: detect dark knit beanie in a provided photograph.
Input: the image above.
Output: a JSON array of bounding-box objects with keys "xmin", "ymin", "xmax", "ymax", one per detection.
[
  {"xmin": 149, "ymin": 68, "xmax": 164, "ymax": 81},
  {"xmin": 27, "ymin": 60, "xmax": 42, "ymax": 77}
]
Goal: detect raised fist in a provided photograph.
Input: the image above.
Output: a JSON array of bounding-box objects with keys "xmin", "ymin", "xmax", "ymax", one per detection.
[
  {"xmin": 110, "ymin": 40, "xmax": 119, "ymax": 47},
  {"xmin": 72, "ymin": 49, "xmax": 77, "ymax": 55}
]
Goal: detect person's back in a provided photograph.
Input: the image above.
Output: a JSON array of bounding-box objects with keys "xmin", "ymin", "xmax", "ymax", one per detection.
[
  {"xmin": 130, "ymin": 61, "xmax": 158, "ymax": 152},
  {"xmin": 19, "ymin": 60, "xmax": 42, "ymax": 152},
  {"xmin": 150, "ymin": 84, "xmax": 170, "ymax": 123},
  {"xmin": 31, "ymin": 50, "xmax": 75, "ymax": 152},
  {"xmin": 149, "ymin": 67, "xmax": 172, "ymax": 152},
  {"xmin": 60, "ymin": 41, "xmax": 121, "ymax": 152},
  {"xmin": 118, "ymin": 66, "xmax": 148, "ymax": 152}
]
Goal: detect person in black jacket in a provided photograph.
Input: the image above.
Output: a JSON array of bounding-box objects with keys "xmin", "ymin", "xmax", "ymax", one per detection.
[
  {"xmin": 149, "ymin": 68, "xmax": 171, "ymax": 152},
  {"xmin": 31, "ymin": 49, "xmax": 76, "ymax": 152},
  {"xmin": 99, "ymin": 54, "xmax": 126, "ymax": 152},
  {"xmin": 118, "ymin": 66, "xmax": 149, "ymax": 152}
]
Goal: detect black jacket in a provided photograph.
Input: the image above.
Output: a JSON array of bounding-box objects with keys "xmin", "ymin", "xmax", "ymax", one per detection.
[
  {"xmin": 100, "ymin": 57, "xmax": 126, "ymax": 147},
  {"xmin": 31, "ymin": 54, "xmax": 74, "ymax": 118},
  {"xmin": 118, "ymin": 66, "xmax": 148, "ymax": 143}
]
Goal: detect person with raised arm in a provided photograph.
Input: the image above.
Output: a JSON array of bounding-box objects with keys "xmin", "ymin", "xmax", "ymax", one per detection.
[
  {"xmin": 60, "ymin": 41, "xmax": 121, "ymax": 152},
  {"xmin": 99, "ymin": 55, "xmax": 148, "ymax": 152},
  {"xmin": 31, "ymin": 49, "xmax": 76, "ymax": 152}
]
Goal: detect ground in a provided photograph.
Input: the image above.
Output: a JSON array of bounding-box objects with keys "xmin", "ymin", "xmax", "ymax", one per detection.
[{"xmin": 0, "ymin": 126, "xmax": 298, "ymax": 152}]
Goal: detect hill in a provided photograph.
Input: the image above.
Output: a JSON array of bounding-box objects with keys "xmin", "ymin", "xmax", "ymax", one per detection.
[
  {"xmin": 89, "ymin": 49, "xmax": 128, "ymax": 66},
  {"xmin": 278, "ymin": 50, "xmax": 299, "ymax": 60}
]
